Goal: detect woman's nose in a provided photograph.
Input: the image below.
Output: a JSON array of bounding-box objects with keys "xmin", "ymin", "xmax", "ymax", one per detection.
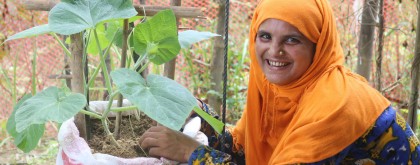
[{"xmin": 269, "ymin": 43, "xmax": 283, "ymax": 56}]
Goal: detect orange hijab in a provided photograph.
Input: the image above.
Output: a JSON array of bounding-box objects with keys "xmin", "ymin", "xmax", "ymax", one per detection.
[{"xmin": 231, "ymin": 0, "xmax": 390, "ymax": 164}]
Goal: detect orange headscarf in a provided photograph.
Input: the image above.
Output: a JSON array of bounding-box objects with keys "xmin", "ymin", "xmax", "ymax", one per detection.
[{"xmin": 231, "ymin": 0, "xmax": 390, "ymax": 164}]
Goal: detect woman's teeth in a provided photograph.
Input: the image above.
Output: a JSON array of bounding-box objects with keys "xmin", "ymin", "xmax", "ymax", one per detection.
[{"xmin": 268, "ymin": 60, "xmax": 287, "ymax": 67}]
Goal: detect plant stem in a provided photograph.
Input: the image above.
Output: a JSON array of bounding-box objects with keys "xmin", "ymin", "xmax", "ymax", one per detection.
[
  {"xmin": 0, "ymin": 137, "xmax": 11, "ymax": 148},
  {"xmin": 88, "ymin": 87, "xmax": 108, "ymax": 91},
  {"xmin": 13, "ymin": 56, "xmax": 17, "ymax": 104},
  {"xmin": 138, "ymin": 61, "xmax": 150, "ymax": 74},
  {"xmin": 31, "ymin": 39, "xmax": 38, "ymax": 95},
  {"xmin": 79, "ymin": 109, "xmax": 102, "ymax": 119},
  {"xmin": 112, "ymin": 45, "xmax": 122, "ymax": 61},
  {"xmin": 88, "ymin": 29, "xmax": 119, "ymax": 89},
  {"xmin": 87, "ymin": 62, "xmax": 103, "ymax": 88},
  {"xmin": 101, "ymin": 118, "xmax": 121, "ymax": 148},
  {"xmin": 94, "ymin": 29, "xmax": 113, "ymax": 94},
  {"xmin": 82, "ymin": 31, "xmax": 92, "ymax": 97},
  {"xmin": 111, "ymin": 106, "xmax": 138, "ymax": 112},
  {"xmin": 126, "ymin": 29, "xmax": 134, "ymax": 67},
  {"xmin": 102, "ymin": 91, "xmax": 119, "ymax": 119},
  {"xmin": 133, "ymin": 53, "xmax": 148, "ymax": 71},
  {"xmin": 52, "ymin": 33, "xmax": 73, "ymax": 59},
  {"xmin": 0, "ymin": 65, "xmax": 12, "ymax": 98}
]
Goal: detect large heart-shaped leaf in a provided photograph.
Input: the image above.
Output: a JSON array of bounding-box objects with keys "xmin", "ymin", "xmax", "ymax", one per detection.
[
  {"xmin": 111, "ymin": 68, "xmax": 196, "ymax": 130},
  {"xmin": 133, "ymin": 9, "xmax": 180, "ymax": 65},
  {"xmin": 48, "ymin": 0, "xmax": 137, "ymax": 35},
  {"xmin": 5, "ymin": 24, "xmax": 51, "ymax": 42},
  {"xmin": 178, "ymin": 30, "xmax": 220, "ymax": 49},
  {"xmin": 6, "ymin": 94, "xmax": 45, "ymax": 153},
  {"xmin": 14, "ymin": 87, "xmax": 87, "ymax": 132}
]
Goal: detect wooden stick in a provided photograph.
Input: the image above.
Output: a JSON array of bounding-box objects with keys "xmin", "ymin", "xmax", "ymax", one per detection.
[
  {"xmin": 22, "ymin": 0, "xmax": 205, "ymax": 18},
  {"xmin": 163, "ymin": 0, "xmax": 182, "ymax": 80},
  {"xmin": 70, "ymin": 32, "xmax": 87, "ymax": 140}
]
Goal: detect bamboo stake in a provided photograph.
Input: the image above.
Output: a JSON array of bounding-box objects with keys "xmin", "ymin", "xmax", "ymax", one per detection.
[
  {"xmin": 70, "ymin": 33, "xmax": 87, "ymax": 140},
  {"xmin": 114, "ymin": 19, "xmax": 130, "ymax": 139},
  {"xmin": 22, "ymin": 0, "xmax": 204, "ymax": 18},
  {"xmin": 163, "ymin": 0, "xmax": 182, "ymax": 80}
]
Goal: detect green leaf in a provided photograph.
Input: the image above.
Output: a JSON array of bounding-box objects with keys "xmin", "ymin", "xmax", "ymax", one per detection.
[
  {"xmin": 193, "ymin": 107, "xmax": 224, "ymax": 134},
  {"xmin": 178, "ymin": 30, "xmax": 220, "ymax": 49},
  {"xmin": 87, "ymin": 24, "xmax": 110, "ymax": 55},
  {"xmin": 129, "ymin": 16, "xmax": 143, "ymax": 23},
  {"xmin": 6, "ymin": 94, "xmax": 45, "ymax": 153},
  {"xmin": 133, "ymin": 9, "xmax": 180, "ymax": 65},
  {"xmin": 14, "ymin": 87, "xmax": 87, "ymax": 132},
  {"xmin": 111, "ymin": 68, "xmax": 196, "ymax": 131},
  {"xmin": 105, "ymin": 20, "xmax": 134, "ymax": 49},
  {"xmin": 5, "ymin": 24, "xmax": 51, "ymax": 42},
  {"xmin": 48, "ymin": 0, "xmax": 137, "ymax": 35},
  {"xmin": 148, "ymin": 36, "xmax": 181, "ymax": 65}
]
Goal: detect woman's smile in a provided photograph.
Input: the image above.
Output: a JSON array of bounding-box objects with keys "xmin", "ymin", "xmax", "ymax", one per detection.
[
  {"xmin": 267, "ymin": 59, "xmax": 289, "ymax": 67},
  {"xmin": 255, "ymin": 19, "xmax": 315, "ymax": 86}
]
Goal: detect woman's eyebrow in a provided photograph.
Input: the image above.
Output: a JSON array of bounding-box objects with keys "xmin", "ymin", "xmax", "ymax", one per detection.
[
  {"xmin": 257, "ymin": 30, "xmax": 270, "ymax": 34},
  {"xmin": 283, "ymin": 34, "xmax": 303, "ymax": 39},
  {"xmin": 257, "ymin": 30, "xmax": 303, "ymax": 37}
]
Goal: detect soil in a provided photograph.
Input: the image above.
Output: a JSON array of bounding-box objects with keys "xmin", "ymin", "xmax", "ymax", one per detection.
[{"xmin": 88, "ymin": 113, "xmax": 154, "ymax": 158}]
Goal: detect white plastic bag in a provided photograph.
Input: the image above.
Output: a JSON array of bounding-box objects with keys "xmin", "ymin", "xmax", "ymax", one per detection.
[{"xmin": 56, "ymin": 117, "xmax": 207, "ymax": 165}]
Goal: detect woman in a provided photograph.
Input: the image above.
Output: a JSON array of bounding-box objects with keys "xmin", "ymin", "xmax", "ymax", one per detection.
[{"xmin": 139, "ymin": 0, "xmax": 420, "ymax": 164}]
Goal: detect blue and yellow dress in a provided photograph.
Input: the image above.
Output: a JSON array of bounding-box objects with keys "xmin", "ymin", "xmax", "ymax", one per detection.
[{"xmin": 188, "ymin": 106, "xmax": 420, "ymax": 164}]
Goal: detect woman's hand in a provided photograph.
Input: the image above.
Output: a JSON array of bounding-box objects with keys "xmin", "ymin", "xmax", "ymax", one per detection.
[{"xmin": 139, "ymin": 125, "xmax": 201, "ymax": 162}]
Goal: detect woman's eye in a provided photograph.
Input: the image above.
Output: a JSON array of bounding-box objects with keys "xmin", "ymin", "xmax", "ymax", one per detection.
[
  {"xmin": 285, "ymin": 37, "xmax": 300, "ymax": 44},
  {"xmin": 259, "ymin": 33, "xmax": 271, "ymax": 40}
]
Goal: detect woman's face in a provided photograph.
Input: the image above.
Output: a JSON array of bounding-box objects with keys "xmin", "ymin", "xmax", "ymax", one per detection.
[{"xmin": 255, "ymin": 19, "xmax": 315, "ymax": 86}]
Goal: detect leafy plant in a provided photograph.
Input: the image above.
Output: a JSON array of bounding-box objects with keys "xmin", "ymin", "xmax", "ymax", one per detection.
[
  {"xmin": 178, "ymin": 21, "xmax": 250, "ymax": 123},
  {"xmin": 3, "ymin": 0, "xmax": 223, "ymax": 153}
]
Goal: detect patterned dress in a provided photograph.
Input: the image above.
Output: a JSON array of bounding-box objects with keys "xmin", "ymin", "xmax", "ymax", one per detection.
[{"xmin": 188, "ymin": 106, "xmax": 420, "ymax": 165}]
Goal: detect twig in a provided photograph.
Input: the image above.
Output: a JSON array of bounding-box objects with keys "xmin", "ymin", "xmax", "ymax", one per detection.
[
  {"xmin": 381, "ymin": 80, "xmax": 401, "ymax": 93},
  {"xmin": 193, "ymin": 59, "xmax": 210, "ymax": 67}
]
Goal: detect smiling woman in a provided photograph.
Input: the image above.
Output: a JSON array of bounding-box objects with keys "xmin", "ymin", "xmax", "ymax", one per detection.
[
  {"xmin": 255, "ymin": 19, "xmax": 315, "ymax": 86},
  {"xmin": 138, "ymin": 0, "xmax": 420, "ymax": 164}
]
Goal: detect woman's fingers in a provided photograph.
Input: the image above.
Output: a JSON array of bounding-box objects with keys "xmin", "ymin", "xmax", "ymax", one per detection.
[
  {"xmin": 148, "ymin": 147, "xmax": 166, "ymax": 158},
  {"xmin": 139, "ymin": 137, "xmax": 159, "ymax": 149},
  {"xmin": 139, "ymin": 126, "xmax": 165, "ymax": 142},
  {"xmin": 138, "ymin": 125, "xmax": 201, "ymax": 162}
]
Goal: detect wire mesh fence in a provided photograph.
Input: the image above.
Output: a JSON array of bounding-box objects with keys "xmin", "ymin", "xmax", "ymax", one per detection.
[{"xmin": 0, "ymin": 0, "xmax": 417, "ymax": 121}]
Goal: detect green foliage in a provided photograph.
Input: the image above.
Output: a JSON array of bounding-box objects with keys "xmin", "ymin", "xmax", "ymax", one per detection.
[
  {"xmin": 105, "ymin": 20, "xmax": 130, "ymax": 49},
  {"xmin": 226, "ymin": 40, "xmax": 250, "ymax": 121},
  {"xmin": 5, "ymin": 1, "xmax": 223, "ymax": 154},
  {"xmin": 104, "ymin": 16, "xmax": 143, "ymax": 49},
  {"xmin": 87, "ymin": 23, "xmax": 110, "ymax": 55},
  {"xmin": 14, "ymin": 87, "xmax": 86, "ymax": 132},
  {"xmin": 193, "ymin": 107, "xmax": 224, "ymax": 134},
  {"xmin": 111, "ymin": 68, "xmax": 197, "ymax": 131},
  {"xmin": 179, "ymin": 24, "xmax": 249, "ymax": 123},
  {"xmin": 6, "ymin": 94, "xmax": 45, "ymax": 153},
  {"xmin": 179, "ymin": 30, "xmax": 220, "ymax": 49},
  {"xmin": 48, "ymin": 0, "xmax": 137, "ymax": 35},
  {"xmin": 5, "ymin": 24, "xmax": 51, "ymax": 42},
  {"xmin": 133, "ymin": 10, "xmax": 180, "ymax": 65}
]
